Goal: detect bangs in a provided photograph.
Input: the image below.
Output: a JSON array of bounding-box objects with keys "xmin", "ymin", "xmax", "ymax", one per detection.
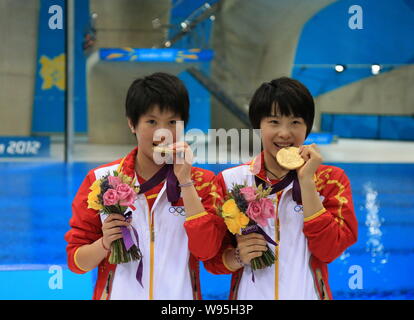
[
  {"xmin": 141, "ymin": 86, "xmax": 180, "ymax": 116},
  {"xmin": 268, "ymin": 98, "xmax": 307, "ymax": 120},
  {"xmin": 146, "ymin": 103, "xmax": 180, "ymax": 118}
]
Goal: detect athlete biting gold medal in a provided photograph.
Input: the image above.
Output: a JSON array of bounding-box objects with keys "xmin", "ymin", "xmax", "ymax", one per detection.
[
  {"xmin": 152, "ymin": 145, "xmax": 174, "ymax": 154},
  {"xmin": 153, "ymin": 144, "xmax": 185, "ymax": 159},
  {"xmin": 276, "ymin": 146, "xmax": 305, "ymax": 170}
]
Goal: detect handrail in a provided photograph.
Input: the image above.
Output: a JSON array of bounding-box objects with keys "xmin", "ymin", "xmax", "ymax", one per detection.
[{"xmin": 187, "ymin": 67, "xmax": 250, "ymax": 127}]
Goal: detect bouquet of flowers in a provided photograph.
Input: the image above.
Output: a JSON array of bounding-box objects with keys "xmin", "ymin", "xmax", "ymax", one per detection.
[
  {"xmin": 220, "ymin": 184, "xmax": 277, "ymax": 270},
  {"xmin": 87, "ymin": 170, "xmax": 142, "ymax": 264}
]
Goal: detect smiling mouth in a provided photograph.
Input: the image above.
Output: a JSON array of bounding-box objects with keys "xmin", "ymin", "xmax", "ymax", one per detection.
[{"xmin": 274, "ymin": 142, "xmax": 294, "ymax": 149}]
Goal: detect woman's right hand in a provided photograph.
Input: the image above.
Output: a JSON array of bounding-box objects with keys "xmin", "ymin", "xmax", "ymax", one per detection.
[
  {"xmin": 236, "ymin": 233, "xmax": 268, "ymax": 265},
  {"xmin": 101, "ymin": 214, "xmax": 130, "ymax": 250}
]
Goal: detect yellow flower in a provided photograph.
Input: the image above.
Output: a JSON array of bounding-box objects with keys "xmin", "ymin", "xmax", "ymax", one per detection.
[
  {"xmin": 222, "ymin": 199, "xmax": 249, "ymax": 235},
  {"xmin": 87, "ymin": 179, "xmax": 103, "ymax": 211},
  {"xmin": 222, "ymin": 199, "xmax": 239, "ymax": 217}
]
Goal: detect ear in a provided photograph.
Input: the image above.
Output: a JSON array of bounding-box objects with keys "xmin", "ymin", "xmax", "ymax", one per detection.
[{"xmin": 127, "ymin": 118, "xmax": 136, "ymax": 133}]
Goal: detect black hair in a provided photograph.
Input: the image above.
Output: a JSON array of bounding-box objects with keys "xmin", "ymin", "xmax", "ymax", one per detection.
[
  {"xmin": 248, "ymin": 77, "xmax": 314, "ymax": 136},
  {"xmin": 125, "ymin": 72, "xmax": 190, "ymax": 128}
]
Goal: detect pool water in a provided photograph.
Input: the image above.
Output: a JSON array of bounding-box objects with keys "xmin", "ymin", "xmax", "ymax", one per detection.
[{"xmin": 0, "ymin": 162, "xmax": 413, "ymax": 299}]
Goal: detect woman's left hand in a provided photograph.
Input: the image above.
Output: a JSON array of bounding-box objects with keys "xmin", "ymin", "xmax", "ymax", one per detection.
[
  {"xmin": 170, "ymin": 141, "xmax": 194, "ymax": 184},
  {"xmin": 297, "ymin": 143, "xmax": 323, "ymax": 181}
]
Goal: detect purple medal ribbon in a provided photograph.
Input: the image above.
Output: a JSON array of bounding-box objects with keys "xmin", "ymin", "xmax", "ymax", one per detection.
[
  {"xmin": 131, "ymin": 226, "xmax": 143, "ymax": 287},
  {"xmin": 255, "ymin": 170, "xmax": 302, "ymax": 204},
  {"xmin": 138, "ymin": 164, "xmax": 180, "ymax": 203},
  {"xmin": 241, "ymin": 224, "xmax": 277, "ymax": 246},
  {"xmin": 121, "ymin": 227, "xmax": 134, "ymax": 249},
  {"xmin": 121, "ymin": 210, "xmax": 143, "ymax": 287}
]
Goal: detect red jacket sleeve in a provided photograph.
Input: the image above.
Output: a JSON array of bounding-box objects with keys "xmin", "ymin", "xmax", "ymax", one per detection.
[
  {"xmin": 196, "ymin": 173, "xmax": 238, "ymax": 274},
  {"xmin": 184, "ymin": 170, "xmax": 227, "ymax": 261},
  {"xmin": 64, "ymin": 171, "xmax": 103, "ymax": 274},
  {"xmin": 202, "ymin": 230, "xmax": 237, "ymax": 275},
  {"xmin": 303, "ymin": 166, "xmax": 358, "ymax": 263}
]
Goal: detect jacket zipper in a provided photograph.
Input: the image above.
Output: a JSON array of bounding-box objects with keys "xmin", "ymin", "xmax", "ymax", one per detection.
[
  {"xmin": 274, "ymin": 191, "xmax": 282, "ymax": 300},
  {"xmin": 148, "ymin": 202, "xmax": 155, "ymax": 300}
]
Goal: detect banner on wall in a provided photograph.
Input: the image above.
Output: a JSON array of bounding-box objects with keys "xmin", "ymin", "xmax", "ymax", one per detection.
[
  {"xmin": 32, "ymin": 0, "xmax": 88, "ymax": 134},
  {"xmin": 99, "ymin": 48, "xmax": 214, "ymax": 62},
  {"xmin": 0, "ymin": 137, "xmax": 50, "ymax": 158}
]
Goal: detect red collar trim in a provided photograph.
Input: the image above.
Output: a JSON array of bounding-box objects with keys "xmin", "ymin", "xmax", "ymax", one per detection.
[
  {"xmin": 249, "ymin": 152, "xmax": 272, "ymax": 184},
  {"xmin": 118, "ymin": 147, "xmax": 138, "ymax": 178}
]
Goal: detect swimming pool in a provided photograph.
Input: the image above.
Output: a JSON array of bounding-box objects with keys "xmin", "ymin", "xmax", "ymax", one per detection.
[{"xmin": 0, "ymin": 162, "xmax": 413, "ymax": 299}]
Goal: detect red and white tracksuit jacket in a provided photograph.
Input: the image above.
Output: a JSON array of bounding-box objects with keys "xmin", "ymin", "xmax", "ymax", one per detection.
[
  {"xmin": 64, "ymin": 147, "xmax": 227, "ymax": 300},
  {"xmin": 204, "ymin": 152, "xmax": 358, "ymax": 300}
]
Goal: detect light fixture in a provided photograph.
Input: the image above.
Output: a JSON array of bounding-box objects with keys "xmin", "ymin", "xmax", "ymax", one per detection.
[
  {"xmin": 209, "ymin": 15, "xmax": 216, "ymax": 21},
  {"xmin": 164, "ymin": 41, "xmax": 171, "ymax": 48},
  {"xmin": 371, "ymin": 64, "xmax": 381, "ymax": 75},
  {"xmin": 335, "ymin": 64, "xmax": 346, "ymax": 73}
]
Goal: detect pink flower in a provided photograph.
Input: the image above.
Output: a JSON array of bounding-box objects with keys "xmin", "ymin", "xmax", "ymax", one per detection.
[
  {"xmin": 116, "ymin": 183, "xmax": 132, "ymax": 200},
  {"xmin": 246, "ymin": 200, "xmax": 263, "ymax": 223},
  {"xmin": 240, "ymin": 186, "xmax": 257, "ymax": 202},
  {"xmin": 260, "ymin": 198, "xmax": 275, "ymax": 221},
  {"xmin": 116, "ymin": 184, "xmax": 137, "ymax": 207},
  {"xmin": 108, "ymin": 176, "xmax": 121, "ymax": 188},
  {"xmin": 246, "ymin": 198, "xmax": 275, "ymax": 227},
  {"xmin": 103, "ymin": 189, "xmax": 119, "ymax": 206}
]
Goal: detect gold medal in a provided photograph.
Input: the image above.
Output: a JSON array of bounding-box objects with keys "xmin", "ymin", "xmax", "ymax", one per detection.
[
  {"xmin": 276, "ymin": 147, "xmax": 305, "ymax": 170},
  {"xmin": 152, "ymin": 145, "xmax": 174, "ymax": 154}
]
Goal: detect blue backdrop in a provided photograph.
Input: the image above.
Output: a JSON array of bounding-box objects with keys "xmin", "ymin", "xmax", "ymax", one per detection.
[{"xmin": 292, "ymin": 0, "xmax": 414, "ymax": 97}]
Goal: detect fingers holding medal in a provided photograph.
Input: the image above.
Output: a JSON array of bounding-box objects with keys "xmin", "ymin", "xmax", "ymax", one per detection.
[{"xmin": 276, "ymin": 144, "xmax": 322, "ymax": 179}]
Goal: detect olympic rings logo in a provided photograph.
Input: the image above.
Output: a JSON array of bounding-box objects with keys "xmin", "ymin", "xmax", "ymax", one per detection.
[
  {"xmin": 294, "ymin": 205, "xmax": 303, "ymax": 213},
  {"xmin": 169, "ymin": 206, "xmax": 186, "ymax": 216}
]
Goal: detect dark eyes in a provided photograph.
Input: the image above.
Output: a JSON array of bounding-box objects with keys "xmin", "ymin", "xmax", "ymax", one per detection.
[
  {"xmin": 146, "ymin": 119, "xmax": 178, "ymax": 125},
  {"xmin": 269, "ymin": 119, "xmax": 302, "ymax": 125}
]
